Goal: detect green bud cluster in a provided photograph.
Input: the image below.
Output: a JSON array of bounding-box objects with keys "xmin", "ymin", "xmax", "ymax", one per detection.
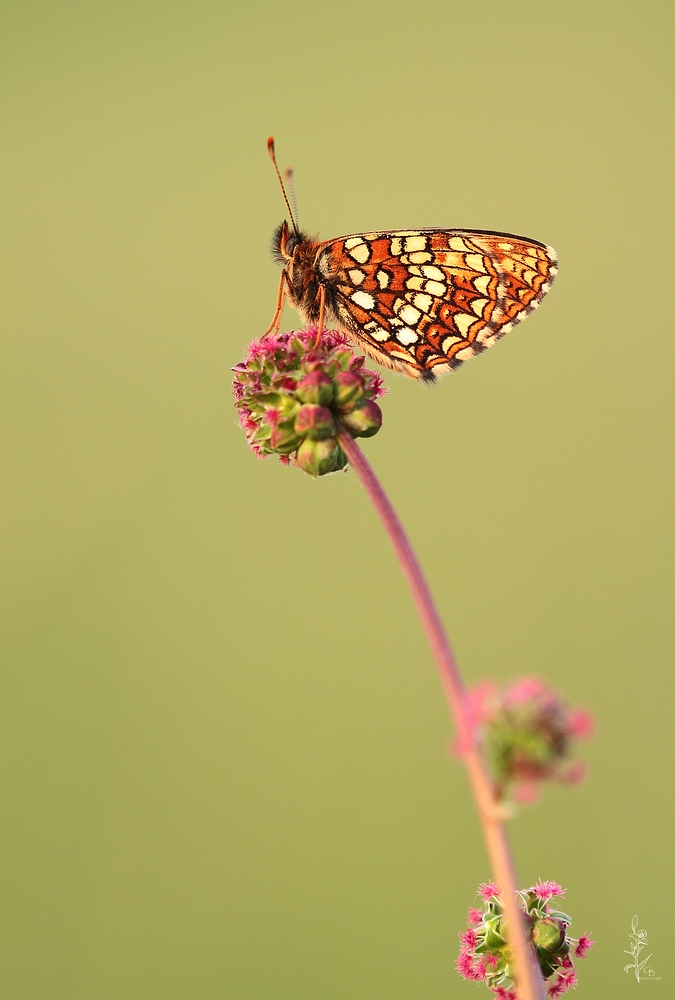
[
  {"xmin": 233, "ymin": 330, "xmax": 385, "ymax": 476},
  {"xmin": 457, "ymin": 881, "xmax": 592, "ymax": 996}
]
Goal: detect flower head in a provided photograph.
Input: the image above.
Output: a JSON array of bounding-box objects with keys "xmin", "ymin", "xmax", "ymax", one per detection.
[
  {"xmin": 478, "ymin": 880, "xmax": 501, "ymax": 901},
  {"xmin": 574, "ymin": 934, "xmax": 595, "ymax": 958},
  {"xmin": 456, "ymin": 880, "xmax": 593, "ymax": 996},
  {"xmin": 531, "ymin": 880, "xmax": 566, "ymax": 902},
  {"xmin": 461, "ymin": 676, "xmax": 594, "ymax": 803},
  {"xmin": 233, "ymin": 328, "xmax": 386, "ymax": 476}
]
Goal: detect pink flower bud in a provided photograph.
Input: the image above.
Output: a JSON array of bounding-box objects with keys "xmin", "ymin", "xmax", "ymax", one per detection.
[
  {"xmin": 296, "ymin": 437, "xmax": 342, "ymax": 477},
  {"xmin": 295, "ymin": 371, "xmax": 335, "ymax": 406},
  {"xmin": 532, "ymin": 917, "xmax": 566, "ymax": 953},
  {"xmin": 294, "ymin": 404, "xmax": 336, "ymax": 440},
  {"xmin": 333, "ymin": 371, "xmax": 365, "ymax": 411},
  {"xmin": 269, "ymin": 424, "xmax": 303, "ymax": 454},
  {"xmin": 339, "ymin": 399, "xmax": 382, "ymax": 438}
]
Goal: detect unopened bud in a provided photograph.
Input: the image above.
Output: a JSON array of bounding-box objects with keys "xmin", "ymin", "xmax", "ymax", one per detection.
[
  {"xmin": 333, "ymin": 372, "xmax": 365, "ymax": 412},
  {"xmin": 269, "ymin": 424, "xmax": 302, "ymax": 454},
  {"xmin": 484, "ymin": 922, "xmax": 506, "ymax": 949},
  {"xmin": 339, "ymin": 399, "xmax": 382, "ymax": 438},
  {"xmin": 295, "ymin": 404, "xmax": 336, "ymax": 440},
  {"xmin": 296, "ymin": 371, "xmax": 334, "ymax": 406},
  {"xmin": 332, "ymin": 349, "xmax": 353, "ymax": 372},
  {"xmin": 296, "ymin": 437, "xmax": 340, "ymax": 476},
  {"xmin": 532, "ymin": 918, "xmax": 565, "ymax": 953}
]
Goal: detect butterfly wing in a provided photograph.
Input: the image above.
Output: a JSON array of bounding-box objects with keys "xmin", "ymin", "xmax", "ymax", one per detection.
[{"xmin": 315, "ymin": 229, "xmax": 558, "ymax": 379}]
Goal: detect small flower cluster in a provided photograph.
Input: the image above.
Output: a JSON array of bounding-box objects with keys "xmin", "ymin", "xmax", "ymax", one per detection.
[
  {"xmin": 460, "ymin": 677, "xmax": 594, "ymax": 803},
  {"xmin": 233, "ymin": 328, "xmax": 386, "ymax": 476},
  {"xmin": 457, "ymin": 880, "xmax": 594, "ymax": 998}
]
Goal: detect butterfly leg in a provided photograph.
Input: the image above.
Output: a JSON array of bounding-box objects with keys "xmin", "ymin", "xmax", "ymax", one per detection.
[
  {"xmin": 313, "ymin": 285, "xmax": 326, "ymax": 347},
  {"xmin": 264, "ymin": 271, "xmax": 289, "ymax": 336}
]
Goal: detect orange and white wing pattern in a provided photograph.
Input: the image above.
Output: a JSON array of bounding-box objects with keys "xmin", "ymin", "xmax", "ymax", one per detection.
[{"xmin": 317, "ymin": 229, "xmax": 558, "ymax": 380}]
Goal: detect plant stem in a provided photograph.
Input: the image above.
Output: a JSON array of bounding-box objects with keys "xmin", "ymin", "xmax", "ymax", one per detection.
[{"xmin": 338, "ymin": 430, "xmax": 545, "ymax": 1000}]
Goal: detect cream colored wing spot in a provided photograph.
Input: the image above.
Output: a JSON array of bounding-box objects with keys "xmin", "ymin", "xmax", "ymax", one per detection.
[
  {"xmin": 348, "ymin": 243, "xmax": 370, "ymax": 264},
  {"xmin": 409, "ymin": 251, "xmax": 433, "ymax": 264},
  {"xmin": 390, "ymin": 237, "xmax": 403, "ymax": 256},
  {"xmin": 498, "ymin": 242, "xmax": 514, "ymax": 251},
  {"xmin": 471, "ymin": 297, "xmax": 488, "ymax": 316},
  {"xmin": 389, "ymin": 349, "xmax": 414, "ymax": 362},
  {"xmin": 431, "ymin": 360, "xmax": 450, "ymax": 376},
  {"xmin": 396, "ymin": 327, "xmax": 419, "ymax": 346},
  {"xmin": 454, "ymin": 345, "xmax": 477, "ymax": 362},
  {"xmin": 399, "ymin": 303, "xmax": 421, "ymax": 326},
  {"xmin": 425, "ymin": 279, "xmax": 446, "ymax": 296},
  {"xmin": 422, "ymin": 265, "xmax": 445, "ymax": 281},
  {"xmin": 405, "ymin": 275, "xmax": 424, "ymax": 292},
  {"xmin": 349, "ymin": 268, "xmax": 365, "ymax": 286},
  {"xmin": 351, "ymin": 290, "xmax": 376, "ymax": 310},
  {"xmin": 465, "ymin": 253, "xmax": 487, "ymax": 273},
  {"xmin": 345, "ymin": 237, "xmax": 364, "ymax": 250},
  {"xmin": 369, "ymin": 326, "xmax": 390, "ymax": 342},
  {"xmin": 449, "ymin": 236, "xmax": 472, "ymax": 252},
  {"xmin": 376, "ymin": 269, "xmax": 390, "ymax": 289},
  {"xmin": 454, "ymin": 312, "xmax": 476, "ymax": 337},
  {"xmin": 404, "ymin": 235, "xmax": 428, "ymax": 253},
  {"xmin": 473, "ymin": 274, "xmax": 491, "ymax": 296},
  {"xmin": 442, "ymin": 334, "xmax": 464, "ymax": 352},
  {"xmin": 413, "ymin": 292, "xmax": 433, "ymax": 313}
]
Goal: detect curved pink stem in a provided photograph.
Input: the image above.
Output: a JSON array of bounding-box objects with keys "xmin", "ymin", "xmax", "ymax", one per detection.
[{"xmin": 338, "ymin": 430, "xmax": 545, "ymax": 1000}]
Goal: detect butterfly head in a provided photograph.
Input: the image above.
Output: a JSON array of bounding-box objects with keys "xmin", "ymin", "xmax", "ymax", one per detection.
[
  {"xmin": 271, "ymin": 219, "xmax": 313, "ymax": 267},
  {"xmin": 271, "ymin": 219, "xmax": 294, "ymax": 265}
]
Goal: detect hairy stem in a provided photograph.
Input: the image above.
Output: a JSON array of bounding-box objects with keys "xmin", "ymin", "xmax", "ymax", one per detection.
[{"xmin": 338, "ymin": 430, "xmax": 545, "ymax": 1000}]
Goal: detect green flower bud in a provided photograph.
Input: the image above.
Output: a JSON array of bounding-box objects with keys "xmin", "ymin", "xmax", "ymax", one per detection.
[
  {"xmin": 277, "ymin": 394, "xmax": 301, "ymax": 420},
  {"xmin": 532, "ymin": 917, "xmax": 565, "ymax": 953},
  {"xmin": 333, "ymin": 372, "xmax": 365, "ymax": 412},
  {"xmin": 233, "ymin": 328, "xmax": 387, "ymax": 468},
  {"xmin": 296, "ymin": 437, "xmax": 340, "ymax": 476},
  {"xmin": 294, "ymin": 404, "xmax": 336, "ymax": 440},
  {"xmin": 333, "ymin": 349, "xmax": 353, "ymax": 372},
  {"xmin": 296, "ymin": 371, "xmax": 334, "ymax": 406},
  {"xmin": 484, "ymin": 922, "xmax": 507, "ymax": 949},
  {"xmin": 339, "ymin": 399, "xmax": 383, "ymax": 438},
  {"xmin": 269, "ymin": 424, "xmax": 303, "ymax": 454}
]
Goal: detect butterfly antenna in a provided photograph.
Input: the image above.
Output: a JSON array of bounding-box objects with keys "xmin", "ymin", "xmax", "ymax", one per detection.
[
  {"xmin": 267, "ymin": 137, "xmax": 298, "ymax": 234},
  {"xmin": 284, "ymin": 166, "xmax": 300, "ymax": 232}
]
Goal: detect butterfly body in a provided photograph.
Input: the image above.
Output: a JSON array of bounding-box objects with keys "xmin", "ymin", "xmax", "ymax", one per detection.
[{"xmin": 271, "ymin": 218, "xmax": 557, "ymax": 382}]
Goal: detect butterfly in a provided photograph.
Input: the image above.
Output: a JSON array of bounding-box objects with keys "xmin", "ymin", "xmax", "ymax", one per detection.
[{"xmin": 266, "ymin": 139, "xmax": 558, "ymax": 382}]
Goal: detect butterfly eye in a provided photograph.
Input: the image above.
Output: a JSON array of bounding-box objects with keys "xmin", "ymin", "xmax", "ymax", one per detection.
[{"xmin": 285, "ymin": 233, "xmax": 299, "ymax": 255}]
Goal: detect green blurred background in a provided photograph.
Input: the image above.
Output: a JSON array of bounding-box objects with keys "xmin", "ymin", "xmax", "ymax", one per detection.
[{"xmin": 2, "ymin": 1, "xmax": 673, "ymax": 997}]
